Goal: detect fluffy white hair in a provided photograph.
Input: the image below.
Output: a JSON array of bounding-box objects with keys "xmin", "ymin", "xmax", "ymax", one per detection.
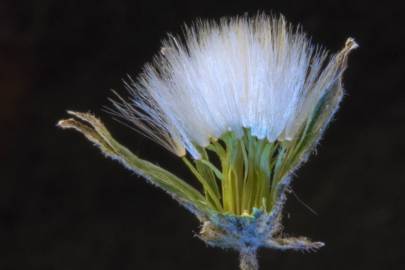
[{"xmin": 110, "ymin": 14, "xmax": 357, "ymax": 159}]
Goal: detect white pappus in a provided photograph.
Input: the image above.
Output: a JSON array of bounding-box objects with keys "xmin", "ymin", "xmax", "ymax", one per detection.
[{"xmin": 109, "ymin": 14, "xmax": 358, "ymax": 159}]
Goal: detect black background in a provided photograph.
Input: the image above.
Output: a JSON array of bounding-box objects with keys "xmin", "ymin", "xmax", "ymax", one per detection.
[{"xmin": 1, "ymin": 0, "xmax": 404, "ymax": 269}]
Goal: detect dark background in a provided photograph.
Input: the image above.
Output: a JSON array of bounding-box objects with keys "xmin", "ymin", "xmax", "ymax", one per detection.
[{"xmin": 1, "ymin": 0, "xmax": 404, "ymax": 269}]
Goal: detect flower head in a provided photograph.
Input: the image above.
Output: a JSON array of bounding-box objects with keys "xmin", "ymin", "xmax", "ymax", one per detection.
[{"xmin": 59, "ymin": 14, "xmax": 357, "ymax": 270}]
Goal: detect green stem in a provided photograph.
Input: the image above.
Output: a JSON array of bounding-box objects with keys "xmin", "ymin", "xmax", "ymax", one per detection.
[{"xmin": 239, "ymin": 248, "xmax": 258, "ymax": 270}]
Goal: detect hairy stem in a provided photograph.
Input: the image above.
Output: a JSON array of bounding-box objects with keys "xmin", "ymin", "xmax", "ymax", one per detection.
[{"xmin": 239, "ymin": 249, "xmax": 258, "ymax": 270}]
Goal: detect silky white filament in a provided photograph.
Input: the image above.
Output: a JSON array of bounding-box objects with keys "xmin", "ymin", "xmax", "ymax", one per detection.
[{"xmin": 110, "ymin": 14, "xmax": 356, "ymax": 159}]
